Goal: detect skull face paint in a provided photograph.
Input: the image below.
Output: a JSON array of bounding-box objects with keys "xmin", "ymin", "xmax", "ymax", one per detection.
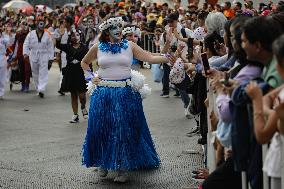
[
  {"xmin": 71, "ymin": 32, "xmax": 81, "ymax": 44},
  {"xmin": 109, "ymin": 25, "xmax": 122, "ymax": 40},
  {"xmin": 87, "ymin": 19, "xmax": 94, "ymax": 28},
  {"xmin": 38, "ymin": 21, "xmax": 45, "ymax": 30}
]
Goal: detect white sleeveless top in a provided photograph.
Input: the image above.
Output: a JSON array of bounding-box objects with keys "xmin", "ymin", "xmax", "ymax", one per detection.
[
  {"xmin": 97, "ymin": 42, "xmax": 133, "ymax": 80},
  {"xmin": 263, "ymin": 133, "xmax": 282, "ymax": 178}
]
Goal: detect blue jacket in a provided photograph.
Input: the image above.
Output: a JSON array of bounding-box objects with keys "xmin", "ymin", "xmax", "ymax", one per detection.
[{"xmin": 230, "ymin": 78, "xmax": 269, "ymax": 189}]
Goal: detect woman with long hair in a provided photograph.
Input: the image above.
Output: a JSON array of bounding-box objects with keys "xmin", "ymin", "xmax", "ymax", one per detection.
[{"xmin": 55, "ymin": 29, "xmax": 89, "ymax": 123}]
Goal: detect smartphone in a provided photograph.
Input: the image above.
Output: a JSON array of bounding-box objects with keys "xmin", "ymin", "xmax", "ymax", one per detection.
[
  {"xmin": 219, "ymin": 72, "xmax": 232, "ymax": 87},
  {"xmin": 200, "ymin": 41, "xmax": 203, "ymax": 53},
  {"xmin": 187, "ymin": 38, "xmax": 193, "ymax": 59},
  {"xmin": 201, "ymin": 52, "xmax": 210, "ymax": 75}
]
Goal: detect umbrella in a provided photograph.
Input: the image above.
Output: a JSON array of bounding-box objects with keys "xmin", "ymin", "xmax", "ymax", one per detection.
[
  {"xmin": 35, "ymin": 5, "xmax": 53, "ymax": 13},
  {"xmin": 63, "ymin": 3, "xmax": 77, "ymax": 8},
  {"xmin": 21, "ymin": 6, "xmax": 34, "ymax": 14},
  {"xmin": 3, "ymin": 0, "xmax": 32, "ymax": 10}
]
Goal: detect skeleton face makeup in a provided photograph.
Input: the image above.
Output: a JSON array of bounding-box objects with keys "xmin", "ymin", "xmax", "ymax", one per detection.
[
  {"xmin": 71, "ymin": 32, "xmax": 81, "ymax": 44},
  {"xmin": 125, "ymin": 33, "xmax": 134, "ymax": 41},
  {"xmin": 38, "ymin": 21, "xmax": 45, "ymax": 30},
  {"xmin": 109, "ymin": 25, "xmax": 122, "ymax": 40},
  {"xmin": 87, "ymin": 19, "xmax": 94, "ymax": 28},
  {"xmin": 133, "ymin": 34, "xmax": 139, "ymax": 43}
]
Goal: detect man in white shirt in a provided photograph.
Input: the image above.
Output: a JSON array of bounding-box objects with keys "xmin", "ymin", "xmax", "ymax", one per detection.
[
  {"xmin": 159, "ymin": 12, "xmax": 194, "ymax": 119},
  {"xmin": 23, "ymin": 17, "xmax": 54, "ymax": 98}
]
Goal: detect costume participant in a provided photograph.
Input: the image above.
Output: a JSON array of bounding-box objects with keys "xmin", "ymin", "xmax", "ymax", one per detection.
[
  {"xmin": 58, "ymin": 16, "xmax": 76, "ymax": 96},
  {"xmin": 81, "ymin": 17, "xmax": 170, "ymax": 183},
  {"xmin": 55, "ymin": 29, "xmax": 89, "ymax": 123},
  {"xmin": 0, "ymin": 29, "xmax": 9, "ymax": 99},
  {"xmin": 12, "ymin": 20, "xmax": 31, "ymax": 92},
  {"xmin": 23, "ymin": 17, "xmax": 54, "ymax": 98},
  {"xmin": 122, "ymin": 25, "xmax": 142, "ymax": 71}
]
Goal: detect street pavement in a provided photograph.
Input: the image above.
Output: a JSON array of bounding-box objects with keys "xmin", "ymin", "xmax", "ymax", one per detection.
[{"xmin": 0, "ymin": 65, "xmax": 203, "ymax": 189}]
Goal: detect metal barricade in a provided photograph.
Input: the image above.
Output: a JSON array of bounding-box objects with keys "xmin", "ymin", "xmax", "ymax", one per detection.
[
  {"xmin": 141, "ymin": 33, "xmax": 160, "ymax": 69},
  {"xmin": 142, "ymin": 32, "xmax": 160, "ymax": 53}
]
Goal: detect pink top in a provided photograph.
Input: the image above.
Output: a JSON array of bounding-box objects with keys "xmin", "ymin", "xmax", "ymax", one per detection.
[{"xmin": 97, "ymin": 44, "xmax": 133, "ymax": 80}]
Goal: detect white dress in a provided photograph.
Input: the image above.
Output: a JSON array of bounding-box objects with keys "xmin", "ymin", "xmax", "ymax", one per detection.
[{"xmin": 263, "ymin": 132, "xmax": 282, "ymax": 178}]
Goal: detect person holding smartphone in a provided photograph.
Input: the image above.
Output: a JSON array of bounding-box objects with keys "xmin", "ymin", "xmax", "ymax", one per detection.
[{"xmin": 160, "ymin": 13, "xmax": 193, "ymax": 119}]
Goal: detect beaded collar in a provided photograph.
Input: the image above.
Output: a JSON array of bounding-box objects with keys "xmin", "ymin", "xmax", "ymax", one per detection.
[{"xmin": 98, "ymin": 39, "xmax": 128, "ymax": 54}]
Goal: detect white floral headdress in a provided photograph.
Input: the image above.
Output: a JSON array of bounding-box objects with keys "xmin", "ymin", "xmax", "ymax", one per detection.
[
  {"xmin": 122, "ymin": 26, "xmax": 135, "ymax": 36},
  {"xmin": 134, "ymin": 27, "xmax": 141, "ymax": 38},
  {"xmin": 99, "ymin": 17, "xmax": 124, "ymax": 31}
]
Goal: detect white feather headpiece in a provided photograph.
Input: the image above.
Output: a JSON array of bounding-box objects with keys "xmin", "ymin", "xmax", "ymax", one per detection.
[
  {"xmin": 99, "ymin": 17, "xmax": 124, "ymax": 31},
  {"xmin": 122, "ymin": 26, "xmax": 135, "ymax": 36},
  {"xmin": 134, "ymin": 27, "xmax": 141, "ymax": 38}
]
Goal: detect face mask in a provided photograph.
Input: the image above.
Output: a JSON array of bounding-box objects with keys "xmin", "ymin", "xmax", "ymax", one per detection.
[
  {"xmin": 38, "ymin": 21, "xmax": 45, "ymax": 30},
  {"xmin": 109, "ymin": 25, "xmax": 122, "ymax": 40}
]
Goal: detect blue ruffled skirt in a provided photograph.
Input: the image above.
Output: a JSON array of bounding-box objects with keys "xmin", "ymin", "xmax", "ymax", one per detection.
[{"xmin": 82, "ymin": 82, "xmax": 160, "ymax": 170}]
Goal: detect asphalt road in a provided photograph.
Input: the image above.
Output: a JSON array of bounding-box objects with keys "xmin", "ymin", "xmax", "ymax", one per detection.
[{"xmin": 0, "ymin": 65, "xmax": 203, "ymax": 189}]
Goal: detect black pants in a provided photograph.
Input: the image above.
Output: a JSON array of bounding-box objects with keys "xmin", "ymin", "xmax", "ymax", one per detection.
[
  {"xmin": 162, "ymin": 64, "xmax": 171, "ymax": 94},
  {"xmin": 202, "ymin": 157, "xmax": 242, "ymax": 189},
  {"xmin": 190, "ymin": 74, "xmax": 208, "ymax": 139}
]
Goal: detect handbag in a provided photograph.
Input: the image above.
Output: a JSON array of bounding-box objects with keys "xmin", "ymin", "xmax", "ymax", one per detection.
[
  {"xmin": 169, "ymin": 58, "xmax": 185, "ymax": 84},
  {"xmin": 151, "ymin": 63, "xmax": 164, "ymax": 83}
]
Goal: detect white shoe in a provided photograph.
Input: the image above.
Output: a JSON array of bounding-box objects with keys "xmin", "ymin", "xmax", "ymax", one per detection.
[
  {"xmin": 114, "ymin": 170, "xmax": 128, "ymax": 183},
  {"xmin": 185, "ymin": 106, "xmax": 194, "ymax": 119},
  {"xmin": 69, "ymin": 114, "xmax": 79, "ymax": 123},
  {"xmin": 98, "ymin": 168, "xmax": 108, "ymax": 177},
  {"xmin": 81, "ymin": 108, "xmax": 88, "ymax": 119}
]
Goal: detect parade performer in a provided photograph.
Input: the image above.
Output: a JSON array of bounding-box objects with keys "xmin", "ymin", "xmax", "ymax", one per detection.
[
  {"xmin": 23, "ymin": 17, "xmax": 54, "ymax": 98},
  {"xmin": 55, "ymin": 29, "xmax": 89, "ymax": 123},
  {"xmin": 122, "ymin": 25, "xmax": 142, "ymax": 71},
  {"xmin": 0, "ymin": 29, "xmax": 9, "ymax": 99},
  {"xmin": 81, "ymin": 16, "xmax": 170, "ymax": 183},
  {"xmin": 12, "ymin": 20, "xmax": 31, "ymax": 92}
]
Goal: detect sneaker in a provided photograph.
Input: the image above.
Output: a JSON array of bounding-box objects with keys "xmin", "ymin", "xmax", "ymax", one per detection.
[
  {"xmin": 173, "ymin": 93, "xmax": 180, "ymax": 98},
  {"xmin": 58, "ymin": 90, "xmax": 65, "ymax": 96},
  {"xmin": 23, "ymin": 85, "xmax": 29, "ymax": 93},
  {"xmin": 192, "ymin": 174, "xmax": 206, "ymax": 180},
  {"xmin": 69, "ymin": 114, "xmax": 79, "ymax": 123},
  {"xmin": 98, "ymin": 168, "xmax": 108, "ymax": 177},
  {"xmin": 185, "ymin": 106, "xmax": 194, "ymax": 119},
  {"xmin": 82, "ymin": 108, "xmax": 88, "ymax": 119},
  {"xmin": 38, "ymin": 92, "xmax": 44, "ymax": 98},
  {"xmin": 114, "ymin": 170, "xmax": 129, "ymax": 183},
  {"xmin": 187, "ymin": 127, "xmax": 199, "ymax": 135},
  {"xmin": 197, "ymin": 137, "xmax": 207, "ymax": 145},
  {"xmin": 21, "ymin": 84, "xmax": 25, "ymax": 92},
  {"xmin": 160, "ymin": 93, "xmax": 169, "ymax": 98},
  {"xmin": 186, "ymin": 127, "xmax": 200, "ymax": 137}
]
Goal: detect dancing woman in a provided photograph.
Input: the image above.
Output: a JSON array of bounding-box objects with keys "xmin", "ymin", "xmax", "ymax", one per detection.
[
  {"xmin": 81, "ymin": 17, "xmax": 170, "ymax": 182},
  {"xmin": 55, "ymin": 29, "xmax": 89, "ymax": 123}
]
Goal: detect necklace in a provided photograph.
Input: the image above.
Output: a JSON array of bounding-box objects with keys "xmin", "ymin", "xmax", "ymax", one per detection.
[{"xmin": 98, "ymin": 39, "xmax": 128, "ymax": 54}]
